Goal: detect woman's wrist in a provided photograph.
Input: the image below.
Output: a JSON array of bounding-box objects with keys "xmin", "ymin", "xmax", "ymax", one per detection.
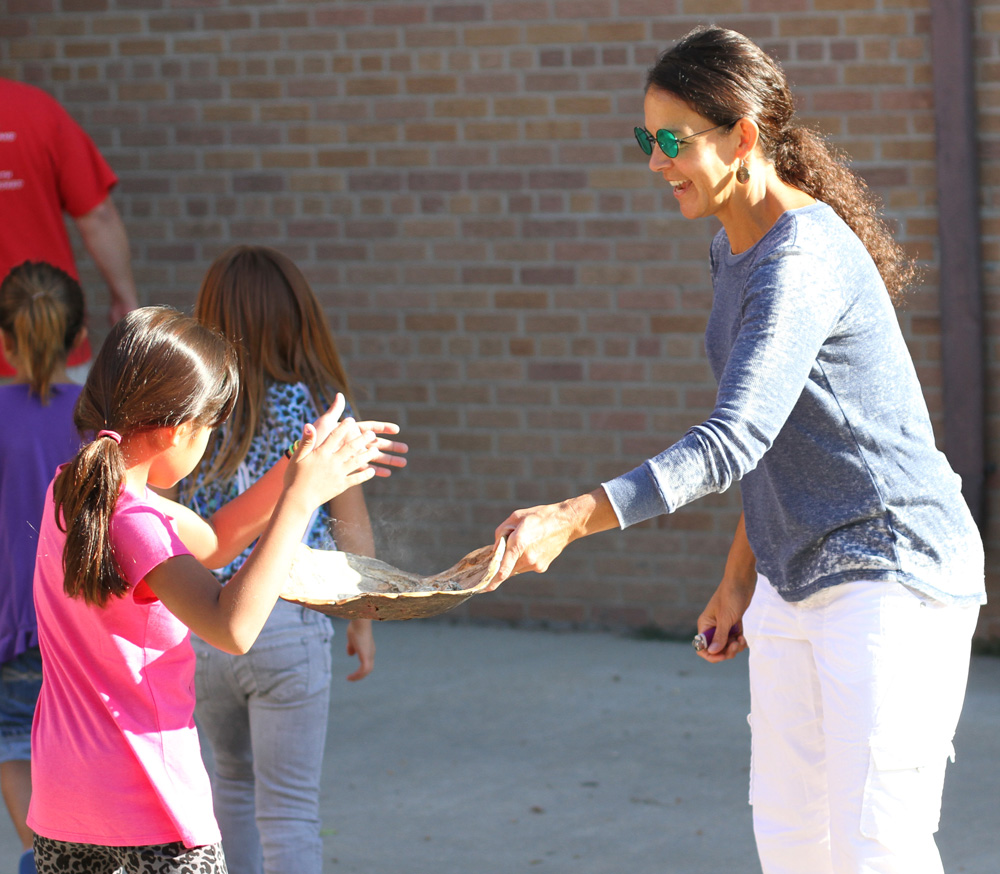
[{"xmin": 565, "ymin": 488, "xmax": 618, "ymax": 542}]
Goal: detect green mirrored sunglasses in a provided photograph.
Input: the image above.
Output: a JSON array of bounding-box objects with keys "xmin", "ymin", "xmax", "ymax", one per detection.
[{"xmin": 633, "ymin": 123, "xmax": 730, "ymax": 158}]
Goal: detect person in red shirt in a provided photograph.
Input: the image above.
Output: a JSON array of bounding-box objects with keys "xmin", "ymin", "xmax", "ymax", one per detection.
[{"xmin": 0, "ymin": 78, "xmax": 138, "ymax": 377}]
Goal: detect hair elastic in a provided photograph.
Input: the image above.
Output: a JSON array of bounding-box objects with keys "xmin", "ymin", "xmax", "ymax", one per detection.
[{"xmin": 96, "ymin": 430, "xmax": 122, "ymax": 445}]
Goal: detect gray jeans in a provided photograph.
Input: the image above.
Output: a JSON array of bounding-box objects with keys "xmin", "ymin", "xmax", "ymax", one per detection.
[{"xmin": 193, "ymin": 600, "xmax": 334, "ymax": 874}]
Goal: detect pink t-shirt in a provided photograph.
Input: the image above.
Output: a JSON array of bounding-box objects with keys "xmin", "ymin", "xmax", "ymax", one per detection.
[{"xmin": 28, "ymin": 480, "xmax": 220, "ymax": 849}]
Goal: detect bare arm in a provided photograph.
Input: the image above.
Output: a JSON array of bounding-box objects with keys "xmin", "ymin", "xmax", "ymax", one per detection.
[
  {"xmin": 489, "ymin": 486, "xmax": 620, "ymax": 587},
  {"xmin": 73, "ymin": 196, "xmax": 139, "ymax": 322},
  {"xmin": 328, "ymin": 485, "xmax": 377, "ymax": 681},
  {"xmin": 696, "ymin": 512, "xmax": 756, "ymax": 663},
  {"xmin": 154, "ymin": 460, "xmax": 289, "ymax": 570},
  {"xmin": 156, "ymin": 397, "xmax": 407, "ymax": 569},
  {"xmin": 145, "ymin": 421, "xmax": 384, "ymax": 654}
]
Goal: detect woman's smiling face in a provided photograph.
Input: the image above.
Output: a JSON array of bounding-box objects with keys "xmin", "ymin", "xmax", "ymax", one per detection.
[{"xmin": 642, "ymin": 86, "xmax": 739, "ymax": 223}]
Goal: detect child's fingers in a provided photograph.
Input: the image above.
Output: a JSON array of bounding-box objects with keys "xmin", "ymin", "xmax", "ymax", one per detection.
[
  {"xmin": 368, "ymin": 437, "xmax": 408, "ymax": 468},
  {"xmin": 355, "ymin": 419, "xmax": 401, "ymax": 436},
  {"xmin": 303, "ymin": 417, "xmax": 362, "ymax": 462},
  {"xmin": 311, "ymin": 393, "xmax": 348, "ymax": 444},
  {"xmin": 342, "ymin": 465, "xmax": 377, "ymax": 488},
  {"xmin": 325, "ymin": 430, "xmax": 379, "ymax": 471},
  {"xmin": 371, "ymin": 435, "xmax": 408, "ymax": 451},
  {"xmin": 320, "ymin": 393, "xmax": 347, "ymax": 422},
  {"xmin": 292, "ymin": 423, "xmax": 317, "ymax": 458}
]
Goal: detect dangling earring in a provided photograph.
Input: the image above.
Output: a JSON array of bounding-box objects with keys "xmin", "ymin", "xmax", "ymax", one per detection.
[{"xmin": 736, "ymin": 160, "xmax": 750, "ymax": 184}]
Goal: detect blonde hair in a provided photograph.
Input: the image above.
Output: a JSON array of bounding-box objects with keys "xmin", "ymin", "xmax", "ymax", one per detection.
[
  {"xmin": 0, "ymin": 261, "xmax": 85, "ymax": 403},
  {"xmin": 191, "ymin": 245, "xmax": 353, "ymax": 488}
]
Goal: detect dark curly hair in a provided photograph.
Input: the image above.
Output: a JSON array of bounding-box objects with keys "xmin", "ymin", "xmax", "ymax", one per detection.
[{"xmin": 647, "ymin": 25, "xmax": 918, "ymax": 303}]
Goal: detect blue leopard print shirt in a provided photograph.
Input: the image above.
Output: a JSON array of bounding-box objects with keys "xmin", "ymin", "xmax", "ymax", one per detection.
[{"xmin": 182, "ymin": 381, "xmax": 345, "ymax": 584}]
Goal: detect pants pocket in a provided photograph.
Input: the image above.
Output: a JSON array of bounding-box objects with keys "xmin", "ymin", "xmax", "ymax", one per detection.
[
  {"xmin": 247, "ymin": 623, "xmax": 332, "ymax": 704},
  {"xmin": 860, "ymin": 739, "xmax": 952, "ymax": 844}
]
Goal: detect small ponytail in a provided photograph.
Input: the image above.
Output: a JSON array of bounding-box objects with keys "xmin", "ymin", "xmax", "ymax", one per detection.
[
  {"xmin": 53, "ymin": 435, "xmax": 129, "ymax": 605},
  {"xmin": 0, "ymin": 262, "xmax": 85, "ymax": 404},
  {"xmin": 14, "ymin": 294, "xmax": 66, "ymax": 402},
  {"xmin": 54, "ymin": 307, "xmax": 239, "ymax": 607}
]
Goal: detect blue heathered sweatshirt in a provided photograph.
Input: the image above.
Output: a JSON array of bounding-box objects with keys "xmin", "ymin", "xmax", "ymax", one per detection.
[{"xmin": 603, "ymin": 202, "xmax": 984, "ymax": 605}]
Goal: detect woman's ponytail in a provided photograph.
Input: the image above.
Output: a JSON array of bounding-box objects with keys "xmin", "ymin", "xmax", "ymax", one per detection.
[{"xmin": 772, "ymin": 127, "xmax": 919, "ymax": 303}]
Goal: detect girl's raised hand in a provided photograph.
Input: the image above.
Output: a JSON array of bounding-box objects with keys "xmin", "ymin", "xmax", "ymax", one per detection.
[
  {"xmin": 284, "ymin": 419, "xmax": 382, "ymax": 508},
  {"xmin": 311, "ymin": 394, "xmax": 348, "ymax": 444},
  {"xmin": 310, "ymin": 394, "xmax": 408, "ymax": 477},
  {"xmin": 353, "ymin": 420, "xmax": 407, "ymax": 476}
]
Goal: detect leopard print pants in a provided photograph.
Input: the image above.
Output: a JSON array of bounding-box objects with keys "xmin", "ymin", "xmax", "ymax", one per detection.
[{"xmin": 33, "ymin": 836, "xmax": 228, "ymax": 874}]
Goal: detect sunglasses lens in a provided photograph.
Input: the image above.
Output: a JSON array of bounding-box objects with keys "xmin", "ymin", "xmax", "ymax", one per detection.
[
  {"xmin": 634, "ymin": 126, "xmax": 653, "ymax": 155},
  {"xmin": 656, "ymin": 130, "xmax": 679, "ymax": 158}
]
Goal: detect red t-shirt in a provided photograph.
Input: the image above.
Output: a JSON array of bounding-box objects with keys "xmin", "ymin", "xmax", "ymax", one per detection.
[{"xmin": 0, "ymin": 79, "xmax": 118, "ymax": 374}]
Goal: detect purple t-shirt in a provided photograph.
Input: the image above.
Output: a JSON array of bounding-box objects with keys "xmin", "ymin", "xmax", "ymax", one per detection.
[{"xmin": 0, "ymin": 382, "xmax": 81, "ymax": 663}]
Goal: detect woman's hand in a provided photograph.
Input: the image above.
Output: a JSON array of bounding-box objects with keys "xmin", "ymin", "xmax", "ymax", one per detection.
[
  {"xmin": 695, "ymin": 578, "xmax": 754, "ymax": 662},
  {"xmin": 696, "ymin": 513, "xmax": 756, "ymax": 662},
  {"xmin": 488, "ymin": 488, "xmax": 619, "ymax": 589}
]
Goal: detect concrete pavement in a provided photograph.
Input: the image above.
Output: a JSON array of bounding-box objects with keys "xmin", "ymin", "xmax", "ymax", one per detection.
[
  {"xmin": 2, "ymin": 621, "xmax": 997, "ymax": 872},
  {"xmin": 313, "ymin": 621, "xmax": 999, "ymax": 874}
]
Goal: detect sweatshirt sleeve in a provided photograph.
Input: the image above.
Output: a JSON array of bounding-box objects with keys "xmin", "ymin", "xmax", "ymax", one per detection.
[{"xmin": 603, "ymin": 246, "xmax": 848, "ymax": 528}]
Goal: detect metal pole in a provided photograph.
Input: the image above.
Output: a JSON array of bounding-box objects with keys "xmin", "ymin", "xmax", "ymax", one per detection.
[{"xmin": 930, "ymin": 0, "xmax": 986, "ymax": 527}]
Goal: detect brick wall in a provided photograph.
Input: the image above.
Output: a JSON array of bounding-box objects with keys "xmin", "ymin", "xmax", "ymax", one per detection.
[{"xmin": 3, "ymin": 0, "xmax": 999, "ymax": 639}]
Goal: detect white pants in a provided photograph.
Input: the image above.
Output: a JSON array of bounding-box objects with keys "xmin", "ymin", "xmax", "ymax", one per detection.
[{"xmin": 743, "ymin": 575, "xmax": 979, "ymax": 874}]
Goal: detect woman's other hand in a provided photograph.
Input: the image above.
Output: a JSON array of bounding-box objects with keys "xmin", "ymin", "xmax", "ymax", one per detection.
[{"xmin": 696, "ymin": 513, "xmax": 756, "ymax": 662}]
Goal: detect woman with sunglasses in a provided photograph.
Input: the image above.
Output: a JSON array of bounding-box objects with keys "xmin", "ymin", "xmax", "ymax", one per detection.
[{"xmin": 490, "ymin": 25, "xmax": 983, "ymax": 874}]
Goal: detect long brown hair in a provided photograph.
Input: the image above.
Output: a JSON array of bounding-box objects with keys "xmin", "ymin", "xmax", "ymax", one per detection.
[
  {"xmin": 191, "ymin": 244, "xmax": 353, "ymax": 488},
  {"xmin": 647, "ymin": 25, "xmax": 918, "ymax": 302},
  {"xmin": 0, "ymin": 261, "xmax": 85, "ymax": 403},
  {"xmin": 54, "ymin": 306, "xmax": 238, "ymax": 606}
]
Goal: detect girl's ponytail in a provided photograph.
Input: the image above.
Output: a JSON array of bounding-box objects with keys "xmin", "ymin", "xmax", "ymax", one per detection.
[
  {"xmin": 12, "ymin": 293, "xmax": 66, "ymax": 402},
  {"xmin": 53, "ymin": 434, "xmax": 129, "ymax": 605},
  {"xmin": 0, "ymin": 262, "xmax": 85, "ymax": 404},
  {"xmin": 54, "ymin": 307, "xmax": 239, "ymax": 607}
]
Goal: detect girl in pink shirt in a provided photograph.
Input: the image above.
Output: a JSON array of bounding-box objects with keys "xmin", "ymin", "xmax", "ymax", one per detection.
[{"xmin": 27, "ymin": 307, "xmax": 405, "ymax": 874}]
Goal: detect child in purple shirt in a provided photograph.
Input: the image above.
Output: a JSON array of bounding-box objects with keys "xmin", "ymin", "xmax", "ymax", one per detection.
[{"xmin": 0, "ymin": 261, "xmax": 85, "ymax": 874}]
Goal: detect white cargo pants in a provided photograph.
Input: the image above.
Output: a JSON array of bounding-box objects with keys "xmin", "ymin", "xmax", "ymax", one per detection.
[{"xmin": 743, "ymin": 575, "xmax": 979, "ymax": 874}]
